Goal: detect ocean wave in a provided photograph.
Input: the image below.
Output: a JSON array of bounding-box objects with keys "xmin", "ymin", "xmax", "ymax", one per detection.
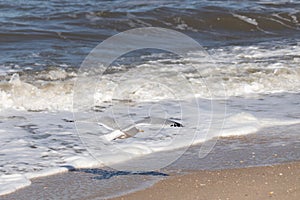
[
  {"xmin": 0, "ymin": 42, "xmax": 299, "ymax": 112},
  {"xmin": 0, "ymin": 1, "xmax": 299, "ymax": 43}
]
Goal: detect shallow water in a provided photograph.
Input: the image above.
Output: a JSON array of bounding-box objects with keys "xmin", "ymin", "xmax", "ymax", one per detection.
[
  {"xmin": 2, "ymin": 122, "xmax": 300, "ymax": 200},
  {"xmin": 0, "ymin": 94, "xmax": 299, "ymax": 195}
]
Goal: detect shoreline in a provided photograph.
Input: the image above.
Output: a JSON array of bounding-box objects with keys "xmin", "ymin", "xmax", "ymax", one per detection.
[
  {"xmin": 112, "ymin": 161, "xmax": 300, "ymax": 200},
  {"xmin": 2, "ymin": 161, "xmax": 299, "ymax": 200},
  {"xmin": 2, "ymin": 123, "xmax": 300, "ymax": 199}
]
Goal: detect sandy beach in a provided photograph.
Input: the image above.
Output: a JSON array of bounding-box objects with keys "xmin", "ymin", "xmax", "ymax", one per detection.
[{"xmin": 113, "ymin": 162, "xmax": 300, "ymax": 200}]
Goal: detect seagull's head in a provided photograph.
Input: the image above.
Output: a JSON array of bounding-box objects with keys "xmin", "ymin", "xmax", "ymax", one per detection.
[{"xmin": 170, "ymin": 121, "xmax": 183, "ymax": 127}]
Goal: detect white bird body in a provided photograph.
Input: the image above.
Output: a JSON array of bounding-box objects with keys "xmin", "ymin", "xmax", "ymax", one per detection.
[{"xmin": 100, "ymin": 129, "xmax": 126, "ymax": 141}]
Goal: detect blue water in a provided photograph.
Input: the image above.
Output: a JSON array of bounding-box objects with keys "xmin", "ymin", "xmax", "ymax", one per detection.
[{"xmin": 0, "ymin": 0, "xmax": 299, "ymax": 70}]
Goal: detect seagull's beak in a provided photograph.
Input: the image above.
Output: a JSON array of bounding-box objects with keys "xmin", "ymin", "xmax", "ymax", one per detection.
[{"xmin": 139, "ymin": 129, "xmax": 144, "ymax": 132}]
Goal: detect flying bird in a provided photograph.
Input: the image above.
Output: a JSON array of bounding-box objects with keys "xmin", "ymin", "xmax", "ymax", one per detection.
[{"xmin": 98, "ymin": 116, "xmax": 183, "ymax": 141}]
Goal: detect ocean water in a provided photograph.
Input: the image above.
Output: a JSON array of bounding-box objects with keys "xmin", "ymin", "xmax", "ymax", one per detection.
[{"xmin": 0, "ymin": 0, "xmax": 300, "ymax": 197}]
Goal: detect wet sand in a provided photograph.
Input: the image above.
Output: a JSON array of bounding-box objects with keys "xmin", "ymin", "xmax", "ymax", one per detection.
[
  {"xmin": 113, "ymin": 162, "xmax": 299, "ymax": 200},
  {"xmin": 0, "ymin": 169, "xmax": 164, "ymax": 200},
  {"xmin": 1, "ymin": 162, "xmax": 299, "ymax": 200}
]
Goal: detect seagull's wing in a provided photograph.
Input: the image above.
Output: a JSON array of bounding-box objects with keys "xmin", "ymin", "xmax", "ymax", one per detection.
[
  {"xmin": 123, "ymin": 126, "xmax": 141, "ymax": 137},
  {"xmin": 97, "ymin": 116, "xmax": 120, "ymax": 131},
  {"xmin": 100, "ymin": 128, "xmax": 139, "ymax": 141},
  {"xmin": 98, "ymin": 117, "xmax": 140, "ymax": 141},
  {"xmin": 129, "ymin": 117, "xmax": 183, "ymax": 128}
]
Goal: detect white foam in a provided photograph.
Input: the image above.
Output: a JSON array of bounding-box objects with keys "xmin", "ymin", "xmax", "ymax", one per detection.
[
  {"xmin": 0, "ymin": 72, "xmax": 74, "ymax": 111},
  {"xmin": 0, "ymin": 65, "xmax": 20, "ymax": 76},
  {"xmin": 0, "ymin": 42, "xmax": 300, "ymax": 112},
  {"xmin": 0, "ymin": 174, "xmax": 31, "ymax": 196},
  {"xmin": 0, "ymin": 110, "xmax": 102, "ymax": 196},
  {"xmin": 1, "ymin": 93, "xmax": 300, "ymax": 195},
  {"xmin": 232, "ymin": 13, "xmax": 258, "ymax": 26},
  {"xmin": 75, "ymin": 98, "xmax": 300, "ymax": 169},
  {"xmin": 63, "ymin": 156, "xmax": 100, "ymax": 169}
]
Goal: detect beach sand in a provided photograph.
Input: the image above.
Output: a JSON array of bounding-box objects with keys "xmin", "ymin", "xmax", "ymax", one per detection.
[{"xmin": 112, "ymin": 162, "xmax": 299, "ymax": 200}]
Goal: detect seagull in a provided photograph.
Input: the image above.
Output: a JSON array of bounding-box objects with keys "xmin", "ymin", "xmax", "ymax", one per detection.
[{"xmin": 98, "ymin": 116, "xmax": 183, "ymax": 141}]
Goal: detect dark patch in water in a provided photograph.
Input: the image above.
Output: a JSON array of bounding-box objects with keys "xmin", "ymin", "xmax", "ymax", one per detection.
[
  {"xmin": 18, "ymin": 124, "xmax": 39, "ymax": 134},
  {"xmin": 62, "ymin": 118, "xmax": 74, "ymax": 123}
]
